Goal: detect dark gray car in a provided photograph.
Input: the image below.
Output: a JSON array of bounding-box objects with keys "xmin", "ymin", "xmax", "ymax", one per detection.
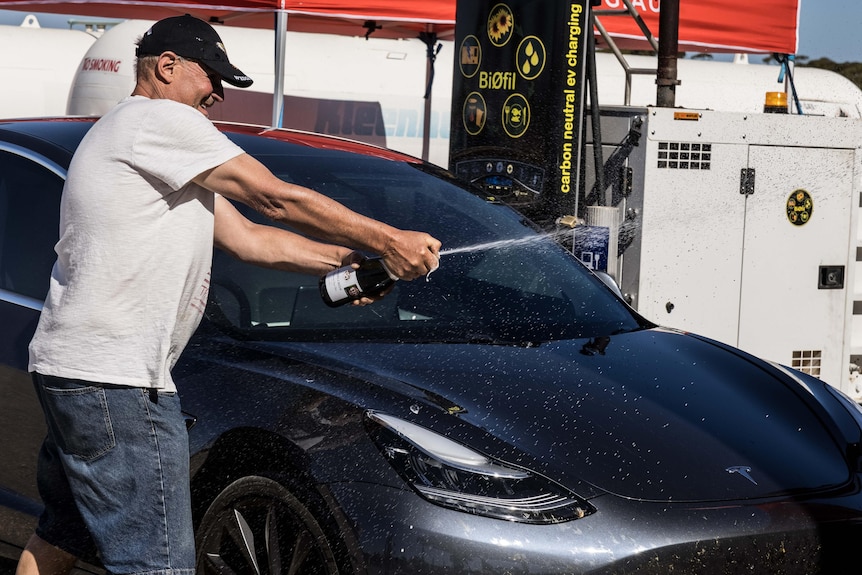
[{"xmin": 2, "ymin": 118, "xmax": 862, "ymax": 574}]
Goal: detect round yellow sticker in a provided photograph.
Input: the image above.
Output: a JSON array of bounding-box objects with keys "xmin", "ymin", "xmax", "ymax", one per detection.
[
  {"xmin": 487, "ymin": 4, "xmax": 514, "ymax": 47},
  {"xmin": 516, "ymin": 36, "xmax": 546, "ymax": 80},
  {"xmin": 786, "ymin": 189, "xmax": 813, "ymax": 226}
]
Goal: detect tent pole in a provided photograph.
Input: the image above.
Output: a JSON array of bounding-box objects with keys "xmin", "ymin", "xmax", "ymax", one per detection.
[
  {"xmin": 420, "ymin": 25, "xmax": 441, "ymax": 163},
  {"xmin": 422, "ymin": 53, "xmax": 431, "ymax": 162},
  {"xmin": 272, "ymin": 9, "xmax": 288, "ymax": 128}
]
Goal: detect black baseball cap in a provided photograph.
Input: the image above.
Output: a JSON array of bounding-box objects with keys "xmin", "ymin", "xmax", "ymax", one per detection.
[{"xmin": 136, "ymin": 15, "xmax": 253, "ymax": 88}]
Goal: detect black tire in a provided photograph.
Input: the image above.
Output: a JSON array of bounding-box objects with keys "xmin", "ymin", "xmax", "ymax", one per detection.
[{"xmin": 196, "ymin": 476, "xmax": 340, "ymax": 575}]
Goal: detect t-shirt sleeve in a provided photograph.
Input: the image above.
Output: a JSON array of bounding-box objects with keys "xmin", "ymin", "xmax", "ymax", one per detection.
[{"xmin": 132, "ymin": 100, "xmax": 245, "ymax": 191}]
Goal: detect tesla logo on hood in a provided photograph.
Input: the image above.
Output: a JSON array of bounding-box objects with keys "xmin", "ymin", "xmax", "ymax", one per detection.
[{"xmin": 726, "ymin": 465, "xmax": 758, "ymax": 485}]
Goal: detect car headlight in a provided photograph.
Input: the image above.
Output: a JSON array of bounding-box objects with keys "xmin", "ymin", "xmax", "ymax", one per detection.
[{"xmin": 366, "ymin": 410, "xmax": 594, "ymax": 524}]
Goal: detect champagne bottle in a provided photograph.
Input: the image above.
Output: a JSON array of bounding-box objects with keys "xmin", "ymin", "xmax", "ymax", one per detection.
[{"xmin": 319, "ymin": 257, "xmax": 398, "ymax": 307}]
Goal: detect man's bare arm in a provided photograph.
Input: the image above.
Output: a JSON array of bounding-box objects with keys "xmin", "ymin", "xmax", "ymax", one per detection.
[{"xmin": 213, "ymin": 195, "xmax": 356, "ymax": 277}]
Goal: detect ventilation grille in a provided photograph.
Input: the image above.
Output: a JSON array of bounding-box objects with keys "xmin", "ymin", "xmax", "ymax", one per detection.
[
  {"xmin": 657, "ymin": 142, "xmax": 711, "ymax": 170},
  {"xmin": 792, "ymin": 350, "xmax": 821, "ymax": 378}
]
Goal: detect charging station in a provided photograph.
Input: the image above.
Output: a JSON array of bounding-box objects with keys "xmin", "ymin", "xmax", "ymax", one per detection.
[{"xmin": 450, "ymin": 0, "xmax": 590, "ymax": 223}]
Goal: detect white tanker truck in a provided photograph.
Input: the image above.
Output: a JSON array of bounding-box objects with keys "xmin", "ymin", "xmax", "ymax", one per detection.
[{"xmin": 0, "ymin": 16, "xmax": 99, "ymax": 119}]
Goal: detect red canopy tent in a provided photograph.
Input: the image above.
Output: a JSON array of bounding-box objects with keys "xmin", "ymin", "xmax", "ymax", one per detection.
[
  {"xmin": 0, "ymin": 1, "xmax": 800, "ymax": 52},
  {"xmin": 594, "ymin": 0, "xmax": 799, "ymax": 55},
  {"xmin": 0, "ymin": 1, "xmax": 456, "ymax": 36}
]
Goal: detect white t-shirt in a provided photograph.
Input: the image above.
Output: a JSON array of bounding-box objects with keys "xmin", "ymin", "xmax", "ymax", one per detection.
[{"xmin": 29, "ymin": 96, "xmax": 244, "ymax": 391}]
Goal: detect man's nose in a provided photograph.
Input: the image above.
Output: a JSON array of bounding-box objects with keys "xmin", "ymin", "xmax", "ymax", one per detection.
[{"xmin": 212, "ymin": 82, "xmax": 224, "ymax": 101}]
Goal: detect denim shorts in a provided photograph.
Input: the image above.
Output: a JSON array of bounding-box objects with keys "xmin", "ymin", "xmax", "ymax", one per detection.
[{"xmin": 31, "ymin": 373, "xmax": 195, "ymax": 575}]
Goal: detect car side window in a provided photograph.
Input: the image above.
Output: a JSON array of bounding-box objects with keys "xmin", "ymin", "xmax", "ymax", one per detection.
[{"xmin": 0, "ymin": 150, "xmax": 63, "ymax": 301}]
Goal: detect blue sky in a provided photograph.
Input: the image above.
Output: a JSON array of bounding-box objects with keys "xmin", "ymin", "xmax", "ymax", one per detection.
[
  {"xmin": 797, "ymin": 0, "xmax": 861, "ymax": 62},
  {"xmin": 0, "ymin": 1, "xmax": 859, "ymax": 62}
]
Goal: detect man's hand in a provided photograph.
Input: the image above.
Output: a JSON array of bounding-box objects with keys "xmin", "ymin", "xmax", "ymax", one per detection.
[{"xmin": 380, "ymin": 230, "xmax": 441, "ymax": 281}]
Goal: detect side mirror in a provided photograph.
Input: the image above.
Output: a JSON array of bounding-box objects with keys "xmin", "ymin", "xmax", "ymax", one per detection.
[{"xmin": 593, "ymin": 271, "xmax": 623, "ymax": 299}]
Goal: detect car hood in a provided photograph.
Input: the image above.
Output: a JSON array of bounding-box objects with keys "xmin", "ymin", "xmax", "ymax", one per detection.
[{"xmin": 249, "ymin": 327, "xmax": 852, "ymax": 503}]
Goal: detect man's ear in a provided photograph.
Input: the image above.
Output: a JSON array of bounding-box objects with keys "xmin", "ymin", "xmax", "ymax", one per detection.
[{"xmin": 155, "ymin": 51, "xmax": 179, "ymax": 84}]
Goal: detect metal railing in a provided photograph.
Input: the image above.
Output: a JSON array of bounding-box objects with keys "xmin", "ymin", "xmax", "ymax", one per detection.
[{"xmin": 592, "ymin": 0, "xmax": 659, "ymax": 105}]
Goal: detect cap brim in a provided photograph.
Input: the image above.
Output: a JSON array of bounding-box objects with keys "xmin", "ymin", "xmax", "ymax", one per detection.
[{"xmin": 206, "ymin": 59, "xmax": 253, "ymax": 88}]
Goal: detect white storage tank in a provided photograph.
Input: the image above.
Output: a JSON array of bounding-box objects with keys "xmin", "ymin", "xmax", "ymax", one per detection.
[{"xmin": 0, "ymin": 16, "xmax": 97, "ymax": 118}]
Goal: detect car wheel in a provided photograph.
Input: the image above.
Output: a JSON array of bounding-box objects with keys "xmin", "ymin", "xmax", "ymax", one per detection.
[{"xmin": 196, "ymin": 475, "xmax": 340, "ymax": 575}]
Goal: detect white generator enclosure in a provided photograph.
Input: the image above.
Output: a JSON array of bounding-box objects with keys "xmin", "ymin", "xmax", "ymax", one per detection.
[{"xmin": 585, "ymin": 107, "xmax": 862, "ymax": 400}]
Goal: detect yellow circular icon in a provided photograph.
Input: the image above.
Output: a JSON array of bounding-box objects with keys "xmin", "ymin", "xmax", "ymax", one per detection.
[
  {"xmin": 459, "ymin": 35, "xmax": 481, "ymax": 78},
  {"xmin": 516, "ymin": 36, "xmax": 546, "ymax": 80},
  {"xmin": 487, "ymin": 4, "xmax": 514, "ymax": 47},
  {"xmin": 786, "ymin": 189, "xmax": 813, "ymax": 226},
  {"xmin": 502, "ymin": 93, "xmax": 530, "ymax": 138},
  {"xmin": 463, "ymin": 92, "xmax": 487, "ymax": 136}
]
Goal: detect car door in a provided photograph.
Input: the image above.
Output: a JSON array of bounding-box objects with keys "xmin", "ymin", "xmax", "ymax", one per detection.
[{"xmin": 0, "ymin": 144, "xmax": 64, "ymax": 546}]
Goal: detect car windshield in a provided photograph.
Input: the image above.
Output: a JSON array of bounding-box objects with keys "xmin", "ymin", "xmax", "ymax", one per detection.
[{"xmin": 209, "ymin": 142, "xmax": 647, "ymax": 344}]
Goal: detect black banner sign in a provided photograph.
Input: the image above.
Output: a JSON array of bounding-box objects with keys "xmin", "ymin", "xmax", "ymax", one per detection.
[{"xmin": 450, "ymin": 0, "xmax": 590, "ymax": 221}]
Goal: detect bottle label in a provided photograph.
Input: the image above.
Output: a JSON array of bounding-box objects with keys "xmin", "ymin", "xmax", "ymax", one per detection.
[{"xmin": 323, "ymin": 267, "xmax": 364, "ymax": 302}]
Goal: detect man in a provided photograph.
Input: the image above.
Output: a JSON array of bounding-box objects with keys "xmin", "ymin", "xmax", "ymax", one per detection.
[{"xmin": 17, "ymin": 14, "xmax": 440, "ymax": 575}]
